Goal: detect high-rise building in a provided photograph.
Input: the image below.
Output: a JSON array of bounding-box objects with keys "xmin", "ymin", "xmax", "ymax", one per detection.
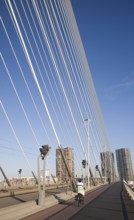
[
  {"xmin": 100, "ymin": 151, "xmax": 116, "ymax": 182},
  {"xmin": 56, "ymin": 147, "xmax": 74, "ymax": 183},
  {"xmin": 116, "ymin": 148, "xmax": 133, "ymax": 182}
]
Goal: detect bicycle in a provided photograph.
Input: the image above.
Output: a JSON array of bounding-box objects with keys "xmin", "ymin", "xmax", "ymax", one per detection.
[{"xmin": 74, "ymin": 193, "xmax": 84, "ymax": 206}]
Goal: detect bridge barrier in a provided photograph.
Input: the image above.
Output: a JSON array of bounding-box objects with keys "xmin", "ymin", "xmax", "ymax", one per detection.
[
  {"xmin": 0, "ymin": 184, "xmax": 67, "ymax": 198},
  {"xmin": 123, "ymin": 182, "xmax": 134, "ymax": 200},
  {"xmin": 123, "ymin": 182, "xmax": 134, "ymax": 220}
]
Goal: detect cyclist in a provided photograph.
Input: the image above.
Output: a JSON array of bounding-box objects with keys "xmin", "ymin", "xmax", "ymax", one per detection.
[{"xmin": 76, "ymin": 179, "xmax": 85, "ymax": 199}]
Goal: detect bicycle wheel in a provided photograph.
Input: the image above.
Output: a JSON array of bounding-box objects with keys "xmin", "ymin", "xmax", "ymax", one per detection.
[
  {"xmin": 74, "ymin": 195, "xmax": 78, "ymax": 207},
  {"xmin": 77, "ymin": 199, "xmax": 80, "ymax": 206},
  {"xmin": 79, "ymin": 194, "xmax": 84, "ymax": 206},
  {"xmin": 78, "ymin": 195, "xmax": 82, "ymax": 207},
  {"xmin": 81, "ymin": 196, "xmax": 84, "ymax": 205}
]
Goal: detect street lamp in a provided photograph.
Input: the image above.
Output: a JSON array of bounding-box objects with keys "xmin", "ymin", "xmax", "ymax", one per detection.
[
  {"xmin": 38, "ymin": 145, "xmax": 51, "ymax": 206},
  {"xmin": 84, "ymin": 118, "xmax": 90, "ymax": 190},
  {"xmin": 18, "ymin": 169, "xmax": 22, "ymax": 177},
  {"xmin": 82, "ymin": 160, "xmax": 87, "ymax": 168},
  {"xmin": 18, "ymin": 169, "xmax": 22, "ymax": 185}
]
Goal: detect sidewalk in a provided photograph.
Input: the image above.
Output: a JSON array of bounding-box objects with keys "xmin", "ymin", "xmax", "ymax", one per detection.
[
  {"xmin": 32, "ymin": 182, "xmax": 132, "ymax": 220},
  {"xmin": 70, "ymin": 182, "xmax": 132, "ymax": 220}
]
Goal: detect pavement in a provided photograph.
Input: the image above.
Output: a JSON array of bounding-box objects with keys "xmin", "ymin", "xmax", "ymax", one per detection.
[
  {"xmin": 69, "ymin": 182, "xmax": 134, "ymax": 220},
  {"xmin": 70, "ymin": 182, "xmax": 126, "ymax": 220}
]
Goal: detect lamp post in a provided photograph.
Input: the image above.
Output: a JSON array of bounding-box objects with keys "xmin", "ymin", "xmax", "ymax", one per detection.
[
  {"xmin": 37, "ymin": 145, "xmax": 51, "ymax": 206},
  {"xmin": 18, "ymin": 169, "xmax": 22, "ymax": 185},
  {"xmin": 84, "ymin": 118, "xmax": 90, "ymax": 190},
  {"xmin": 18, "ymin": 169, "xmax": 22, "ymax": 176},
  {"xmin": 82, "ymin": 159, "xmax": 86, "ymax": 185}
]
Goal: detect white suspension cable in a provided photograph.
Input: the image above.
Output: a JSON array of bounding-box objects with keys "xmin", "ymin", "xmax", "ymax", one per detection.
[
  {"xmin": 32, "ymin": 0, "xmax": 86, "ymax": 157},
  {"xmin": 59, "ymin": 1, "xmax": 104, "ymax": 162},
  {"xmin": 64, "ymin": 0, "xmax": 109, "ymax": 153},
  {"xmin": 54, "ymin": 0, "xmax": 101, "ymax": 164},
  {"xmin": 60, "ymin": 0, "xmax": 105, "ymax": 153},
  {"xmin": 13, "ymin": 0, "xmax": 68, "ymax": 145},
  {"xmin": 0, "ymin": 17, "xmax": 52, "ymax": 145},
  {"xmin": 7, "ymin": 0, "xmax": 61, "ymax": 147},
  {"xmin": 0, "ymin": 53, "xmax": 40, "ymax": 147},
  {"xmin": 25, "ymin": 0, "xmax": 75, "ymax": 146},
  {"xmin": 0, "ymin": 100, "xmax": 32, "ymax": 171}
]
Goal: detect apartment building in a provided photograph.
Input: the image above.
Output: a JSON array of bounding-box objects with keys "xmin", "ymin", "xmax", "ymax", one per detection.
[
  {"xmin": 56, "ymin": 147, "xmax": 74, "ymax": 183},
  {"xmin": 100, "ymin": 151, "xmax": 116, "ymax": 182},
  {"xmin": 116, "ymin": 148, "xmax": 133, "ymax": 182}
]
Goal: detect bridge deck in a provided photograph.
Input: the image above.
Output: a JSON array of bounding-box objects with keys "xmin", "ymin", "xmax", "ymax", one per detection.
[
  {"xmin": 43, "ymin": 182, "xmax": 126, "ymax": 220},
  {"xmin": 1, "ymin": 182, "xmax": 134, "ymax": 220},
  {"xmin": 21, "ymin": 182, "xmax": 134, "ymax": 220},
  {"xmin": 70, "ymin": 182, "xmax": 127, "ymax": 220}
]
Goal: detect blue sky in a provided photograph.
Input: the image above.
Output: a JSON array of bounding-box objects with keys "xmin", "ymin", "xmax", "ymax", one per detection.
[
  {"xmin": 0, "ymin": 0, "xmax": 134, "ymax": 180},
  {"xmin": 72, "ymin": 0, "xmax": 134, "ymax": 152}
]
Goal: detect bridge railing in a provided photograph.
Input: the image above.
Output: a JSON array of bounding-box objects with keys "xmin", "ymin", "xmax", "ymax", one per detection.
[
  {"xmin": 123, "ymin": 181, "xmax": 134, "ymax": 200},
  {"xmin": 0, "ymin": 183, "xmax": 67, "ymax": 198}
]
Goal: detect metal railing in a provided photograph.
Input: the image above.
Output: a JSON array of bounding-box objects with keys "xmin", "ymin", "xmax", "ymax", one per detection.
[{"xmin": 123, "ymin": 181, "xmax": 134, "ymax": 200}]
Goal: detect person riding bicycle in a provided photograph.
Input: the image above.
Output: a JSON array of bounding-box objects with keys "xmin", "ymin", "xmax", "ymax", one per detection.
[{"xmin": 76, "ymin": 178, "xmax": 85, "ymax": 197}]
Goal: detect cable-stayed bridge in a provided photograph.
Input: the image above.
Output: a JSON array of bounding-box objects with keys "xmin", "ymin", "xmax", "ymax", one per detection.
[
  {"xmin": 0, "ymin": 1, "xmax": 134, "ymax": 219},
  {"xmin": 0, "ymin": 0, "xmax": 113, "ymax": 185}
]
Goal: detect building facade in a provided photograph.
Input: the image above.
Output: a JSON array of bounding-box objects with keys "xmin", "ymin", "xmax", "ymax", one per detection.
[
  {"xmin": 56, "ymin": 147, "xmax": 74, "ymax": 183},
  {"xmin": 100, "ymin": 151, "xmax": 116, "ymax": 182},
  {"xmin": 116, "ymin": 148, "xmax": 133, "ymax": 182}
]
